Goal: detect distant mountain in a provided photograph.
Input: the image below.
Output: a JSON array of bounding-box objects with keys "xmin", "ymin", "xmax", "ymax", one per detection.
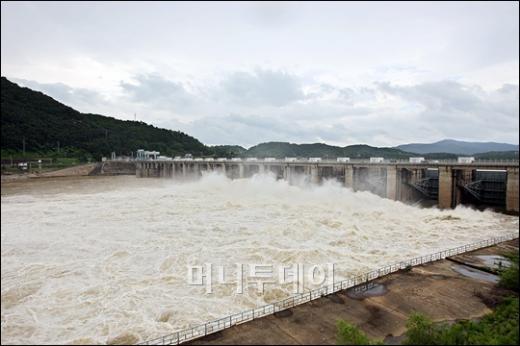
[{"xmin": 396, "ymin": 139, "xmax": 519, "ymax": 155}]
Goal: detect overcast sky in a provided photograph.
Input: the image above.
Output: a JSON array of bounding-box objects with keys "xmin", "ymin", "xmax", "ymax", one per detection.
[{"xmin": 1, "ymin": 1, "xmax": 519, "ymax": 147}]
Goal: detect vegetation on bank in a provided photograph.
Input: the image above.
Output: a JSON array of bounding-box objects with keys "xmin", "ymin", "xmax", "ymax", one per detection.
[
  {"xmin": 336, "ymin": 250, "xmax": 519, "ymax": 345},
  {"xmin": 337, "ymin": 298, "xmax": 519, "ymax": 345},
  {"xmin": 403, "ymin": 299, "xmax": 518, "ymax": 345},
  {"xmin": 498, "ymin": 251, "xmax": 519, "ymax": 292},
  {"xmin": 0, "ymin": 149, "xmax": 83, "ymax": 174},
  {"xmin": 1, "ymin": 148, "xmax": 93, "ymax": 163},
  {"xmin": 336, "ymin": 320, "xmax": 383, "ymax": 345}
]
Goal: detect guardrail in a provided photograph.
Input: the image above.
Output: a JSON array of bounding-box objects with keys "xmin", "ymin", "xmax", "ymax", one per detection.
[
  {"xmin": 139, "ymin": 232, "xmax": 518, "ymax": 345},
  {"xmin": 131, "ymin": 158, "xmax": 519, "ymax": 164},
  {"xmin": 131, "ymin": 159, "xmax": 520, "ymax": 167}
]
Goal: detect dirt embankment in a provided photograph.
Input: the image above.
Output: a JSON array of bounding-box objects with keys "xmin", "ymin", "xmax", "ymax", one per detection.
[
  {"xmin": 1, "ymin": 163, "xmax": 100, "ymax": 182},
  {"xmin": 1, "ymin": 161, "xmax": 137, "ymax": 182}
]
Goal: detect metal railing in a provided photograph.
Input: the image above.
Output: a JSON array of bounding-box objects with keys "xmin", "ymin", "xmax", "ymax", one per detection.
[{"xmin": 139, "ymin": 232, "xmax": 518, "ymax": 345}]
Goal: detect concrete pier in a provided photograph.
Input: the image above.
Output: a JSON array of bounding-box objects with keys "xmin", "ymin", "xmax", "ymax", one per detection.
[
  {"xmin": 506, "ymin": 167, "xmax": 519, "ymax": 213},
  {"xmin": 438, "ymin": 166, "xmax": 453, "ymax": 209},
  {"xmin": 310, "ymin": 165, "xmax": 319, "ymax": 184},
  {"xmin": 386, "ymin": 166, "xmax": 397, "ymax": 200},
  {"xmin": 344, "ymin": 166, "xmax": 354, "ymax": 190},
  {"xmin": 134, "ymin": 159, "xmax": 519, "ymax": 213}
]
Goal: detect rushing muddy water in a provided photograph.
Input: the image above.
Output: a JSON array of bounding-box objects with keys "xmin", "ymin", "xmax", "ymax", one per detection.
[{"xmin": 1, "ymin": 174, "xmax": 518, "ymax": 344}]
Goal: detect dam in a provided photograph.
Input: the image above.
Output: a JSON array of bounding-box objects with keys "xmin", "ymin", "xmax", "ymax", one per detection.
[{"xmin": 135, "ymin": 159, "xmax": 520, "ymax": 213}]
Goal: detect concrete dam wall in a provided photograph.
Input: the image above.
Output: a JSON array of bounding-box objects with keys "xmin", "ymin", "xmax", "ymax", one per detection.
[{"xmin": 135, "ymin": 159, "xmax": 519, "ymax": 214}]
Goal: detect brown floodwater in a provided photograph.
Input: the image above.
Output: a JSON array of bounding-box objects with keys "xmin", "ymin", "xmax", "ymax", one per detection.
[{"xmin": 1, "ymin": 173, "xmax": 518, "ymax": 344}]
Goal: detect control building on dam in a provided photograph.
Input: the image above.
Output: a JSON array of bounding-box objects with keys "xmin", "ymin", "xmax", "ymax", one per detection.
[{"xmin": 135, "ymin": 159, "xmax": 519, "ymax": 213}]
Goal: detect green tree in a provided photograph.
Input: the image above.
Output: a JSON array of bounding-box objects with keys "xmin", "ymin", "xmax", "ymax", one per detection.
[
  {"xmin": 336, "ymin": 320, "xmax": 382, "ymax": 345},
  {"xmin": 403, "ymin": 299, "xmax": 519, "ymax": 345},
  {"xmin": 498, "ymin": 251, "xmax": 519, "ymax": 292},
  {"xmin": 403, "ymin": 313, "xmax": 438, "ymax": 345},
  {"xmin": 336, "ymin": 298, "xmax": 519, "ymax": 345}
]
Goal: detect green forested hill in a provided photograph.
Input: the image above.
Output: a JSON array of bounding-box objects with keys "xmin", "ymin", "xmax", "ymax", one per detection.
[
  {"xmin": 1, "ymin": 77, "xmax": 210, "ymax": 160},
  {"xmin": 245, "ymin": 142, "xmax": 414, "ymax": 159},
  {"xmin": 2, "ymin": 77, "xmax": 518, "ymax": 161},
  {"xmin": 211, "ymin": 145, "xmax": 248, "ymax": 157}
]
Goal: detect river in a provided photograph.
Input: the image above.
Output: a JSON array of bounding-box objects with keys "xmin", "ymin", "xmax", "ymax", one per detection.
[{"xmin": 1, "ymin": 173, "xmax": 518, "ymax": 344}]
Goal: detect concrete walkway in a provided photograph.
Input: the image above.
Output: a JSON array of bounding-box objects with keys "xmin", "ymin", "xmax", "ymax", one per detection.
[{"xmin": 189, "ymin": 239, "xmax": 518, "ymax": 345}]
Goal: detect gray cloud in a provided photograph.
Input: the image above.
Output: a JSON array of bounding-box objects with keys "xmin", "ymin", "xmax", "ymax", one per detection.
[
  {"xmin": 8, "ymin": 75, "xmax": 519, "ymax": 148},
  {"xmin": 12, "ymin": 78, "xmax": 109, "ymax": 113},
  {"xmin": 220, "ymin": 69, "xmax": 304, "ymax": 107},
  {"xmin": 378, "ymin": 81, "xmax": 519, "ymax": 119},
  {"xmin": 377, "ymin": 81, "xmax": 519, "ymax": 143},
  {"xmin": 186, "ymin": 113, "xmax": 353, "ymax": 148},
  {"xmin": 378, "ymin": 81, "xmax": 482, "ymax": 113},
  {"xmin": 120, "ymin": 74, "xmax": 195, "ymax": 110},
  {"xmin": 2, "ymin": 2, "xmax": 518, "ymax": 146}
]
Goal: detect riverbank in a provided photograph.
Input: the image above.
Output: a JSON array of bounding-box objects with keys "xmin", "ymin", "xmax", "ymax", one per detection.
[
  {"xmin": 187, "ymin": 239, "xmax": 518, "ymax": 345},
  {"xmin": 1, "ymin": 161, "xmax": 136, "ymax": 182},
  {"xmin": 1, "ymin": 163, "xmax": 99, "ymax": 182}
]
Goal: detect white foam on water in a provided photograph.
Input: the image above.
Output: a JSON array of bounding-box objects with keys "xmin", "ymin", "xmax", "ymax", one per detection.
[{"xmin": 1, "ymin": 174, "xmax": 518, "ymax": 344}]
